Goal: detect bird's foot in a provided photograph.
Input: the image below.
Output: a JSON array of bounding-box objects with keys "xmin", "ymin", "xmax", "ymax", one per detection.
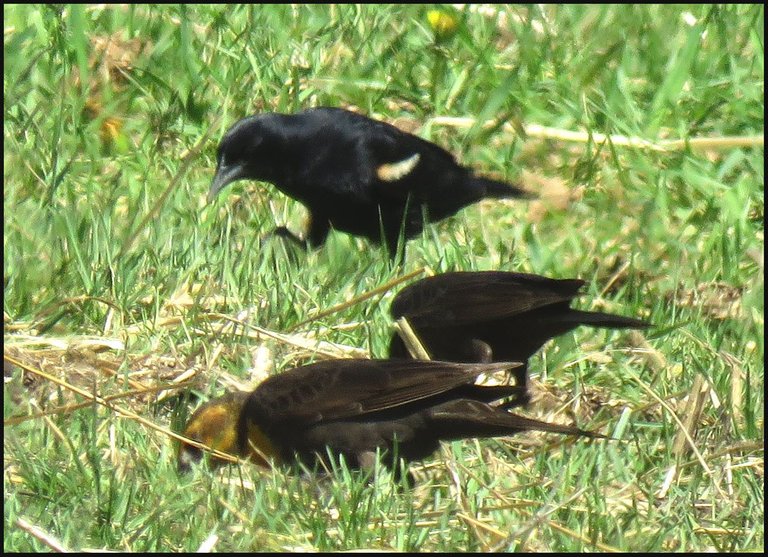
[{"xmin": 262, "ymin": 226, "xmax": 309, "ymax": 250}]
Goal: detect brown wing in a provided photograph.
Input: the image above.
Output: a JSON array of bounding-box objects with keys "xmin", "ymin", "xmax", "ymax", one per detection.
[
  {"xmin": 246, "ymin": 358, "xmax": 521, "ymax": 426},
  {"xmin": 390, "ymin": 272, "xmax": 585, "ymax": 327}
]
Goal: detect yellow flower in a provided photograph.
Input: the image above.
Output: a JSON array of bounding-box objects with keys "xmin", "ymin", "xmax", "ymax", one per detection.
[{"xmin": 426, "ymin": 9, "xmax": 458, "ymax": 41}]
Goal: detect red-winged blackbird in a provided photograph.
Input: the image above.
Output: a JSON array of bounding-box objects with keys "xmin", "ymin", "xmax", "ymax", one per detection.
[
  {"xmin": 177, "ymin": 359, "xmax": 601, "ymax": 477},
  {"xmin": 208, "ymin": 107, "xmax": 530, "ymax": 259},
  {"xmin": 388, "ymin": 271, "xmax": 649, "ymax": 399}
]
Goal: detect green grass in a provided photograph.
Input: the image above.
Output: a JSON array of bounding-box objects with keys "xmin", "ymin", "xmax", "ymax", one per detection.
[{"xmin": 4, "ymin": 4, "xmax": 764, "ymax": 552}]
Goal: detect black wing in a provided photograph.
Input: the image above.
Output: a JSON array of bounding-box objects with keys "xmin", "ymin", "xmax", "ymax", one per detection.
[{"xmin": 391, "ymin": 272, "xmax": 585, "ymax": 328}]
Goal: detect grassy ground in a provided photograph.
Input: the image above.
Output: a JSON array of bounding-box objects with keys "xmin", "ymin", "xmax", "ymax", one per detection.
[{"xmin": 4, "ymin": 4, "xmax": 764, "ymax": 552}]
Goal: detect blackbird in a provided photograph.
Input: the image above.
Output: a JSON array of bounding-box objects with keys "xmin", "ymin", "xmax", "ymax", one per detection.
[
  {"xmin": 177, "ymin": 391, "xmax": 248, "ymax": 473},
  {"xmin": 389, "ymin": 271, "xmax": 649, "ymax": 398},
  {"xmin": 208, "ymin": 107, "xmax": 530, "ymax": 259},
  {"xmin": 177, "ymin": 359, "xmax": 601, "ymax": 477}
]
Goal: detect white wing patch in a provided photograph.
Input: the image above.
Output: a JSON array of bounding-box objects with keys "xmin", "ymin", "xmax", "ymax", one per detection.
[{"xmin": 376, "ymin": 153, "xmax": 421, "ymax": 182}]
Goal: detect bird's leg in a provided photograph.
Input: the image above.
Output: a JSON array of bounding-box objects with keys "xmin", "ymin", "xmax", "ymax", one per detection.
[
  {"xmin": 261, "ymin": 212, "xmax": 331, "ymax": 250},
  {"xmin": 356, "ymin": 450, "xmax": 414, "ymax": 490},
  {"xmin": 356, "ymin": 450, "xmax": 378, "ymax": 472},
  {"xmin": 383, "ymin": 230, "xmax": 408, "ymax": 265},
  {"xmin": 306, "ymin": 213, "xmax": 331, "ymax": 248},
  {"xmin": 262, "ymin": 226, "xmax": 308, "ymax": 250},
  {"xmin": 509, "ymin": 364, "xmax": 531, "ymax": 406}
]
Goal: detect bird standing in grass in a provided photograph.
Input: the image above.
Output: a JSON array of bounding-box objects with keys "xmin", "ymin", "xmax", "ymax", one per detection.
[
  {"xmin": 388, "ymin": 271, "xmax": 649, "ymax": 400},
  {"xmin": 208, "ymin": 107, "xmax": 530, "ymax": 260},
  {"xmin": 177, "ymin": 359, "xmax": 602, "ymax": 479}
]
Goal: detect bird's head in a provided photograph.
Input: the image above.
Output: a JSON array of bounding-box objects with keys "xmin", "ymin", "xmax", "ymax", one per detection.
[
  {"xmin": 177, "ymin": 391, "xmax": 248, "ymax": 472},
  {"xmin": 208, "ymin": 114, "xmax": 287, "ymax": 202}
]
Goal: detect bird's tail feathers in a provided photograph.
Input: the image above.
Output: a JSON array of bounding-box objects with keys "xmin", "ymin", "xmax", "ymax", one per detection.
[
  {"xmin": 431, "ymin": 399, "xmax": 606, "ymax": 441},
  {"xmin": 473, "ymin": 177, "xmax": 536, "ymax": 200},
  {"xmin": 498, "ymin": 411, "xmax": 607, "ymax": 439},
  {"xmin": 567, "ymin": 310, "xmax": 649, "ymax": 330}
]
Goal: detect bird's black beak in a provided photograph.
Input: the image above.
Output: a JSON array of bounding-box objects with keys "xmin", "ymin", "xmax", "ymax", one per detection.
[{"xmin": 208, "ymin": 161, "xmax": 248, "ymax": 203}]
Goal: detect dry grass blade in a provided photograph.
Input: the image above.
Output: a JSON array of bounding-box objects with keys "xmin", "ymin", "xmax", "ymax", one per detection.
[
  {"xmin": 4, "ymin": 381, "xmax": 191, "ymax": 426},
  {"xmin": 719, "ymin": 350, "xmax": 746, "ymax": 428},
  {"xmin": 599, "ymin": 260, "xmax": 632, "ymax": 297},
  {"xmin": 627, "ymin": 330, "xmax": 668, "ymax": 373},
  {"xmin": 290, "ymin": 266, "xmax": 426, "ymax": 330},
  {"xmin": 672, "ymin": 374, "xmax": 709, "ymax": 458},
  {"xmin": 393, "ymin": 317, "xmax": 431, "ymax": 360},
  {"xmin": 196, "ymin": 533, "xmax": 219, "ymax": 553},
  {"xmin": 494, "ymin": 488, "xmax": 587, "ymax": 550},
  {"xmin": 456, "ymin": 511, "xmax": 507, "ymax": 544},
  {"xmin": 541, "ymin": 516, "xmax": 622, "ymax": 552},
  {"xmin": 623, "ymin": 367, "xmax": 713, "ymax": 477},
  {"xmin": 15, "ymin": 517, "xmax": 69, "ymax": 553},
  {"xmin": 203, "ymin": 314, "xmax": 368, "ymax": 359},
  {"xmin": 431, "ymin": 116, "xmax": 764, "ymax": 152},
  {"xmin": 4, "ymin": 354, "xmax": 240, "ymax": 465}
]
